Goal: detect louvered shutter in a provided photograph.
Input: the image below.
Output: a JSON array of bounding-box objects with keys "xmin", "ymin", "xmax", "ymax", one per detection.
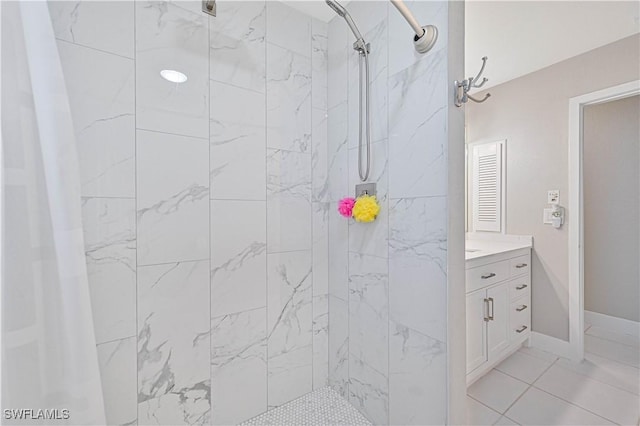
[{"xmin": 472, "ymin": 142, "xmax": 503, "ymax": 232}]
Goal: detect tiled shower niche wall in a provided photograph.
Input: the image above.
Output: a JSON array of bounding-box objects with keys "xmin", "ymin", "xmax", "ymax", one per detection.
[{"xmin": 51, "ymin": 1, "xmax": 328, "ymax": 424}]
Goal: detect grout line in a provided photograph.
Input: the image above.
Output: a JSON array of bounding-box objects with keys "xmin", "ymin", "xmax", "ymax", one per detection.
[
  {"xmin": 133, "ymin": 0, "xmax": 139, "ymax": 417},
  {"xmin": 137, "ymin": 258, "xmax": 209, "ymax": 268},
  {"xmin": 584, "ymin": 335, "xmax": 640, "ymax": 368},
  {"xmin": 55, "ymin": 37, "xmax": 135, "ymax": 61},
  {"xmin": 207, "ymin": 10, "xmax": 213, "ymax": 416},
  {"xmin": 585, "ymin": 329, "xmax": 640, "ymax": 350},
  {"xmin": 467, "ymin": 394, "xmax": 503, "ymax": 418},
  {"xmin": 96, "ymin": 334, "xmax": 137, "ymax": 348},
  {"xmin": 531, "ymin": 385, "xmax": 621, "ymax": 425},
  {"xmin": 484, "ymin": 358, "xmax": 557, "ymax": 416},
  {"xmin": 135, "ymin": 127, "xmax": 209, "ymax": 142},
  {"xmin": 264, "ymin": 0, "xmax": 269, "ymax": 411},
  {"xmin": 208, "ymin": 77, "xmax": 265, "ymax": 96}
]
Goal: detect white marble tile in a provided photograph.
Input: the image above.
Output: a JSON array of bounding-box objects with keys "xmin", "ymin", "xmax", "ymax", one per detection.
[
  {"xmin": 328, "ymin": 296, "xmax": 349, "ymax": 399},
  {"xmin": 57, "ymin": 42, "xmax": 135, "ymax": 198},
  {"xmin": 267, "ymin": 250, "xmax": 313, "ymax": 353},
  {"xmin": 311, "ymin": 20, "xmax": 328, "ymax": 111},
  {"xmin": 97, "ymin": 337, "xmax": 137, "ymax": 426},
  {"xmin": 556, "ymin": 352, "xmax": 639, "ymax": 395},
  {"xmin": 388, "ymin": 322, "xmax": 446, "ymax": 425},
  {"xmin": 137, "ymin": 260, "xmax": 210, "ymax": 425},
  {"xmin": 210, "ymin": 81, "xmax": 266, "ymax": 201},
  {"xmin": 349, "ymin": 253, "xmax": 388, "ymax": 375},
  {"xmin": 534, "ymin": 363, "xmax": 639, "ymax": 425},
  {"xmin": 349, "ymin": 357, "xmax": 389, "ymax": 425},
  {"xmin": 388, "ymin": 0, "xmax": 447, "ymax": 77},
  {"xmin": 328, "ymin": 207, "xmax": 349, "ymax": 301},
  {"xmin": 389, "ymin": 197, "xmax": 447, "ymax": 342},
  {"xmin": 266, "ymin": 196, "xmax": 312, "ymax": 253},
  {"xmin": 343, "ymin": 1, "xmax": 388, "ymax": 37},
  {"xmin": 136, "ymin": 130, "xmax": 209, "ymax": 266},
  {"xmin": 495, "ymin": 350, "xmax": 554, "ymax": 384},
  {"xmin": 312, "ymin": 108, "xmax": 329, "ymax": 203},
  {"xmin": 313, "ymin": 294, "xmax": 329, "ymax": 390},
  {"xmin": 266, "ymin": 149, "xmax": 311, "ymax": 200},
  {"xmin": 585, "ymin": 333, "xmax": 640, "ymax": 368},
  {"xmin": 265, "ymin": 1, "xmax": 311, "ymax": 58},
  {"xmin": 505, "ymin": 387, "xmax": 614, "ymax": 426},
  {"xmin": 209, "ymin": 0, "xmax": 265, "ymax": 93},
  {"xmin": 312, "ymin": 202, "xmax": 330, "ymax": 297},
  {"xmin": 211, "ymin": 308, "xmax": 267, "ymax": 425},
  {"xmin": 267, "ymin": 251, "xmax": 313, "ymax": 406},
  {"xmin": 348, "ymin": 140, "xmax": 389, "ymax": 258},
  {"xmin": 268, "ymin": 345, "xmax": 313, "ymax": 409},
  {"xmin": 327, "ymin": 17, "xmax": 348, "ymax": 110},
  {"xmin": 388, "ymin": 48, "xmax": 448, "ymax": 199},
  {"xmin": 494, "ymin": 416, "xmax": 520, "ymax": 426},
  {"xmin": 466, "ymin": 396, "xmax": 502, "ymax": 426},
  {"xmin": 210, "ymin": 200, "xmax": 266, "ymax": 317},
  {"xmin": 327, "ymin": 102, "xmax": 349, "ymax": 202},
  {"xmin": 266, "ymin": 43, "xmax": 312, "ymax": 153},
  {"xmin": 586, "ymin": 325, "xmax": 640, "ymax": 349},
  {"xmin": 347, "ymin": 19, "xmax": 388, "ymax": 147},
  {"xmin": 136, "ymin": 1, "xmax": 209, "ymax": 139},
  {"xmin": 467, "ymin": 370, "xmax": 528, "ymax": 414},
  {"xmin": 167, "ymin": 1, "xmax": 202, "ymax": 17},
  {"xmin": 49, "ymin": 1, "xmax": 134, "ymax": 58},
  {"xmin": 82, "ymin": 198, "xmax": 136, "ymax": 344}
]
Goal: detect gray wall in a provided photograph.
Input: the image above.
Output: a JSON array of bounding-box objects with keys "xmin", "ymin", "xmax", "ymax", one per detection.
[
  {"xmin": 583, "ymin": 95, "xmax": 640, "ymax": 322},
  {"xmin": 466, "ymin": 34, "xmax": 640, "ymax": 341}
]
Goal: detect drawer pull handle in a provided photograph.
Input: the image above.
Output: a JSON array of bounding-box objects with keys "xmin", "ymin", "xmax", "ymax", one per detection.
[
  {"xmin": 481, "ymin": 273, "xmax": 496, "ymax": 279},
  {"xmin": 516, "ymin": 305, "xmax": 528, "ymax": 312},
  {"xmin": 515, "ymin": 263, "xmax": 528, "ymax": 268},
  {"xmin": 516, "ymin": 325, "xmax": 528, "ymax": 333},
  {"xmin": 516, "ymin": 284, "xmax": 528, "ymax": 290}
]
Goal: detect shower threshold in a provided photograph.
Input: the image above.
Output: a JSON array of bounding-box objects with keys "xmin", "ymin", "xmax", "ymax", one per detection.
[{"xmin": 240, "ymin": 386, "xmax": 372, "ymax": 426}]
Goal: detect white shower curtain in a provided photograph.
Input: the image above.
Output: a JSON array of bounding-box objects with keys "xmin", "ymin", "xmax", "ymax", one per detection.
[{"xmin": 1, "ymin": 2, "xmax": 106, "ymax": 424}]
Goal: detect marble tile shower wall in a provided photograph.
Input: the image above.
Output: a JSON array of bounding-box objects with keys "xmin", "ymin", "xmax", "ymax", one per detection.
[
  {"xmin": 326, "ymin": 1, "xmax": 449, "ymax": 425},
  {"xmin": 50, "ymin": 1, "xmax": 328, "ymax": 424}
]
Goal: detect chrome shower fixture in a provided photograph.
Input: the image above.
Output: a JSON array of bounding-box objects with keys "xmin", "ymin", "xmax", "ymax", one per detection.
[
  {"xmin": 389, "ymin": 0, "xmax": 438, "ymax": 54},
  {"xmin": 325, "ymin": 0, "xmax": 371, "ymax": 182},
  {"xmin": 202, "ymin": 0, "xmax": 216, "ymax": 17}
]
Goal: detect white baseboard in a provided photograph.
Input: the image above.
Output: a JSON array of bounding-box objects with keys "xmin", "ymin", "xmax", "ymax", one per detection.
[
  {"xmin": 585, "ymin": 310, "xmax": 640, "ymax": 337},
  {"xmin": 530, "ymin": 331, "xmax": 572, "ymax": 359}
]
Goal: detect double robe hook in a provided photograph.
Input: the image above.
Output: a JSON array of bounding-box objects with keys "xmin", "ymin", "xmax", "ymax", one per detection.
[{"xmin": 455, "ymin": 56, "xmax": 491, "ymax": 107}]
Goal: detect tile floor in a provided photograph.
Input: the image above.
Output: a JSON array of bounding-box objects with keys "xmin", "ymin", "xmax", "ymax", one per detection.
[{"xmin": 466, "ymin": 325, "xmax": 640, "ymax": 425}]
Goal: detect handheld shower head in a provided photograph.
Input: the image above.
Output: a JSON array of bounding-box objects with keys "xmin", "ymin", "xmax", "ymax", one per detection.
[
  {"xmin": 325, "ymin": 0, "xmax": 346, "ymax": 17},
  {"xmin": 325, "ymin": 0, "xmax": 365, "ymax": 43}
]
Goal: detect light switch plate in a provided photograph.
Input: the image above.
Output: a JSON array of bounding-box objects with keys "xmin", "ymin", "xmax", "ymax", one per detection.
[
  {"xmin": 548, "ymin": 190, "xmax": 560, "ymax": 204},
  {"xmin": 543, "ymin": 208, "xmax": 554, "ymax": 224}
]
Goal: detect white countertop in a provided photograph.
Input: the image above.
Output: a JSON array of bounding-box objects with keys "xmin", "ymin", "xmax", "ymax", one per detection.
[{"xmin": 465, "ymin": 233, "xmax": 533, "ymax": 261}]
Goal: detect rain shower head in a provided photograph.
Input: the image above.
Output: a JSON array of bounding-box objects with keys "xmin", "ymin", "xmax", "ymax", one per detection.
[{"xmin": 325, "ymin": 0, "xmax": 365, "ymax": 44}]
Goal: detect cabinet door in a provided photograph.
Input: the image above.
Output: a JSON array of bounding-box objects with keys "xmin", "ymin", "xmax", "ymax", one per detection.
[
  {"xmin": 487, "ymin": 282, "xmax": 510, "ymax": 360},
  {"xmin": 466, "ymin": 289, "xmax": 488, "ymax": 373}
]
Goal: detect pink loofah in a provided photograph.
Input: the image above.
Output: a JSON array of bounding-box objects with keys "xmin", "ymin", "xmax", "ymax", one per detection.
[{"xmin": 338, "ymin": 197, "xmax": 356, "ymax": 218}]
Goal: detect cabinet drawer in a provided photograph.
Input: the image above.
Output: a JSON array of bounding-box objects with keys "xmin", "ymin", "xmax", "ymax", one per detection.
[
  {"xmin": 508, "ymin": 277, "xmax": 530, "ymax": 301},
  {"xmin": 466, "ymin": 260, "xmax": 510, "ymax": 293},
  {"xmin": 510, "ymin": 297, "xmax": 531, "ymax": 340},
  {"xmin": 510, "ymin": 254, "xmax": 530, "ymax": 277}
]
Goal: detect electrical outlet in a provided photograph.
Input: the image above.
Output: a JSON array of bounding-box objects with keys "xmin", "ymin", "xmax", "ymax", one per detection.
[
  {"xmin": 548, "ymin": 190, "xmax": 559, "ymax": 204},
  {"xmin": 543, "ymin": 208, "xmax": 554, "ymax": 224}
]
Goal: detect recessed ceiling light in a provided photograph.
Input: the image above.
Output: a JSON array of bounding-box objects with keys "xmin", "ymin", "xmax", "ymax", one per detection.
[{"xmin": 160, "ymin": 69, "xmax": 188, "ymax": 83}]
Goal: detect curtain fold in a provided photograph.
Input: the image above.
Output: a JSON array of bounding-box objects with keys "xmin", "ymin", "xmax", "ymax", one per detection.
[{"xmin": 1, "ymin": 2, "xmax": 106, "ymax": 424}]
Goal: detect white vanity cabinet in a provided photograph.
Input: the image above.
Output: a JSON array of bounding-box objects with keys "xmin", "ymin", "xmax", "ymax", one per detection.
[{"xmin": 465, "ymin": 246, "xmax": 532, "ymax": 385}]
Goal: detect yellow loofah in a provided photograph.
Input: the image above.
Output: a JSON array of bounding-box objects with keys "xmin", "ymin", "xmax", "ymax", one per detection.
[{"xmin": 352, "ymin": 194, "xmax": 380, "ymax": 223}]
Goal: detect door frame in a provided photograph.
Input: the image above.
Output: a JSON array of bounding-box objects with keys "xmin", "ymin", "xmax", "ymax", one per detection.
[{"xmin": 567, "ymin": 79, "xmax": 640, "ymax": 361}]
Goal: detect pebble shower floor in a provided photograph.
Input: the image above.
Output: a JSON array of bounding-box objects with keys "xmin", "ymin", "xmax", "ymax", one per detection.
[{"xmin": 239, "ymin": 387, "xmax": 372, "ymax": 425}]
